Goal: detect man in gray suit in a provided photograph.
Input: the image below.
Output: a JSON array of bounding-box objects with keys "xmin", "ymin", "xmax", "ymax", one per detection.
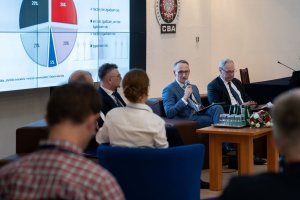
[
  {"xmin": 162, "ymin": 59, "xmax": 224, "ymax": 128},
  {"xmin": 162, "ymin": 59, "xmax": 224, "ymax": 189}
]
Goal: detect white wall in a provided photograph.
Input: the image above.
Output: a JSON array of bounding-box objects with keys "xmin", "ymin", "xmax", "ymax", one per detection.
[
  {"xmin": 210, "ymin": 0, "xmax": 300, "ymax": 82},
  {"xmin": 0, "ymin": 88, "xmax": 49, "ymax": 158},
  {"xmin": 147, "ymin": 0, "xmax": 212, "ymax": 97}
]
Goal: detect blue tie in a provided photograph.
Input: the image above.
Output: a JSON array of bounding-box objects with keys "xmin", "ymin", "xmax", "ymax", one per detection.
[{"xmin": 187, "ymin": 98, "xmax": 200, "ymax": 112}]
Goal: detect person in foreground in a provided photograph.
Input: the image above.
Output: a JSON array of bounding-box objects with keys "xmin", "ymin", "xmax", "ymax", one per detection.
[
  {"xmin": 162, "ymin": 59, "xmax": 224, "ymax": 128},
  {"xmin": 207, "ymin": 58, "xmax": 256, "ymax": 113},
  {"xmin": 0, "ymin": 83, "xmax": 124, "ymax": 200},
  {"xmin": 96, "ymin": 69, "xmax": 169, "ymax": 148},
  {"xmin": 162, "ymin": 59, "xmax": 223, "ymax": 189},
  {"xmin": 216, "ymin": 89, "xmax": 300, "ymax": 200}
]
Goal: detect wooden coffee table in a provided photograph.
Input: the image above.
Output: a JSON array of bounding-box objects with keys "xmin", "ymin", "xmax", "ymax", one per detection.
[{"xmin": 196, "ymin": 126, "xmax": 279, "ymax": 191}]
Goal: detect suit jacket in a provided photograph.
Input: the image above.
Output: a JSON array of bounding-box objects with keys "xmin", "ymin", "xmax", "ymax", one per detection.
[
  {"xmin": 97, "ymin": 87, "xmax": 126, "ymax": 128},
  {"xmin": 162, "ymin": 80, "xmax": 202, "ymax": 119},
  {"xmin": 98, "ymin": 87, "xmax": 126, "ymax": 116},
  {"xmin": 207, "ymin": 77, "xmax": 252, "ymax": 112},
  {"xmin": 218, "ymin": 163, "xmax": 300, "ymax": 200}
]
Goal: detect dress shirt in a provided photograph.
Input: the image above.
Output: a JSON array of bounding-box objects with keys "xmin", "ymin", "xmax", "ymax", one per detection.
[
  {"xmin": 220, "ymin": 75, "xmax": 244, "ymax": 105},
  {"xmin": 0, "ymin": 140, "xmax": 124, "ymax": 200},
  {"xmin": 96, "ymin": 102, "xmax": 169, "ymax": 148}
]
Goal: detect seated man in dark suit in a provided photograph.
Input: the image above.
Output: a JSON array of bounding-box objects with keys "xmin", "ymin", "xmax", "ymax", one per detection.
[
  {"xmin": 97, "ymin": 63, "xmax": 126, "ymax": 127},
  {"xmin": 217, "ymin": 89, "xmax": 300, "ymax": 200},
  {"xmin": 207, "ymin": 59, "xmax": 264, "ymax": 164},
  {"xmin": 207, "ymin": 58, "xmax": 256, "ymax": 113}
]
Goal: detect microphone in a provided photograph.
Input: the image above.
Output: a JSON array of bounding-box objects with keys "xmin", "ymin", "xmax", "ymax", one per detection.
[
  {"xmin": 277, "ymin": 61, "xmax": 296, "ymax": 72},
  {"xmin": 184, "ymin": 80, "xmax": 190, "ymax": 89}
]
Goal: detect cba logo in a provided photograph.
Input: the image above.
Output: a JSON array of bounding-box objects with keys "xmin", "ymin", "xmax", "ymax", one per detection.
[{"xmin": 155, "ymin": 0, "xmax": 180, "ymax": 34}]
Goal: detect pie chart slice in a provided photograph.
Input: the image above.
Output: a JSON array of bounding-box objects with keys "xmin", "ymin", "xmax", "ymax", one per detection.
[
  {"xmin": 19, "ymin": 0, "xmax": 48, "ymax": 29},
  {"xmin": 52, "ymin": 0, "xmax": 77, "ymax": 24},
  {"xmin": 52, "ymin": 27, "xmax": 77, "ymax": 64},
  {"xmin": 20, "ymin": 27, "xmax": 49, "ymax": 67},
  {"xmin": 48, "ymin": 29, "xmax": 57, "ymax": 67}
]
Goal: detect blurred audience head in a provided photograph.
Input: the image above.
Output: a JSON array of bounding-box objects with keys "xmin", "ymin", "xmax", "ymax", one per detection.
[
  {"xmin": 46, "ymin": 83, "xmax": 101, "ymax": 128},
  {"xmin": 68, "ymin": 70, "xmax": 93, "ymax": 84},
  {"xmin": 272, "ymin": 89, "xmax": 300, "ymax": 162},
  {"xmin": 122, "ymin": 69, "xmax": 149, "ymax": 103},
  {"xmin": 218, "ymin": 58, "xmax": 235, "ymax": 82},
  {"xmin": 98, "ymin": 63, "xmax": 121, "ymax": 90}
]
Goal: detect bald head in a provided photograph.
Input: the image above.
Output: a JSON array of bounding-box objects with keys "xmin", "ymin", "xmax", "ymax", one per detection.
[{"xmin": 69, "ymin": 70, "xmax": 93, "ymax": 85}]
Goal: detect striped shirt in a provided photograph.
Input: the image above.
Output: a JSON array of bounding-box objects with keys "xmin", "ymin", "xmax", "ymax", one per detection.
[{"xmin": 0, "ymin": 140, "xmax": 124, "ymax": 200}]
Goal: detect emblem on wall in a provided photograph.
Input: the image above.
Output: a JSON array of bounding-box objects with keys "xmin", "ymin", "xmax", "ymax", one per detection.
[{"xmin": 155, "ymin": 0, "xmax": 180, "ymax": 34}]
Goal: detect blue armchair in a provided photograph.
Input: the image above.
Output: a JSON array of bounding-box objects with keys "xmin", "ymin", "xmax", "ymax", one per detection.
[{"xmin": 97, "ymin": 144, "xmax": 205, "ymax": 200}]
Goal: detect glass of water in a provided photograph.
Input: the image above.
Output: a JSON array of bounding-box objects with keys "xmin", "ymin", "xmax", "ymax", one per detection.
[
  {"xmin": 218, "ymin": 114, "xmax": 227, "ymax": 125},
  {"xmin": 234, "ymin": 114, "xmax": 242, "ymax": 126}
]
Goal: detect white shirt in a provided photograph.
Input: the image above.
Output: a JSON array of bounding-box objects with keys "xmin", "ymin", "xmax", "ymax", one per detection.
[
  {"xmin": 96, "ymin": 102, "xmax": 169, "ymax": 148},
  {"xmin": 100, "ymin": 86, "xmax": 115, "ymax": 101},
  {"xmin": 219, "ymin": 75, "xmax": 244, "ymax": 105}
]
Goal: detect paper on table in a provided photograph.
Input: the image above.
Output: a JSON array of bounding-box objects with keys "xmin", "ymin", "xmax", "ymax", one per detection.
[
  {"xmin": 197, "ymin": 102, "xmax": 225, "ymax": 113},
  {"xmin": 251, "ymin": 102, "xmax": 273, "ymax": 111}
]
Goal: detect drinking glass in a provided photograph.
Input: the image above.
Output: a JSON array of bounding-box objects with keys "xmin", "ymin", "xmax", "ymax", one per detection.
[
  {"xmin": 218, "ymin": 114, "xmax": 226, "ymax": 125},
  {"xmin": 228, "ymin": 114, "xmax": 236, "ymax": 126},
  {"xmin": 234, "ymin": 114, "xmax": 242, "ymax": 126}
]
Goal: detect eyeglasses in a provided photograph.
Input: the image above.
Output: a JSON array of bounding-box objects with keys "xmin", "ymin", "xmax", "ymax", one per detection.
[
  {"xmin": 110, "ymin": 74, "xmax": 122, "ymax": 79},
  {"xmin": 177, "ymin": 70, "xmax": 190, "ymax": 75},
  {"xmin": 222, "ymin": 69, "xmax": 236, "ymax": 74}
]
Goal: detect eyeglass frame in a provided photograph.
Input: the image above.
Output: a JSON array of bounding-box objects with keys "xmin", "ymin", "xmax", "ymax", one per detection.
[
  {"xmin": 176, "ymin": 70, "xmax": 190, "ymax": 75},
  {"xmin": 110, "ymin": 74, "xmax": 122, "ymax": 79},
  {"xmin": 221, "ymin": 68, "xmax": 236, "ymax": 74}
]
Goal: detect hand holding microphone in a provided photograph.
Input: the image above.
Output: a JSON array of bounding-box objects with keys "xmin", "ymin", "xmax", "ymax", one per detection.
[{"xmin": 183, "ymin": 80, "xmax": 193, "ymax": 100}]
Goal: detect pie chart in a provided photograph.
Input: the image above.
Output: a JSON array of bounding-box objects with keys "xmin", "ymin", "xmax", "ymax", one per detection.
[{"xmin": 19, "ymin": 0, "xmax": 78, "ymax": 67}]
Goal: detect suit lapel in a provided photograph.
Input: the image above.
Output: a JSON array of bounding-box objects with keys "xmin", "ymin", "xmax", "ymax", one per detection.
[
  {"xmin": 217, "ymin": 77, "xmax": 231, "ymax": 101},
  {"xmin": 99, "ymin": 87, "xmax": 118, "ymax": 107},
  {"xmin": 173, "ymin": 81, "xmax": 185, "ymax": 98}
]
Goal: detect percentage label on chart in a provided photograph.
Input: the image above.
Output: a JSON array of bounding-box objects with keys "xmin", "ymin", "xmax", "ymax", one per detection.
[
  {"xmin": 34, "ymin": 43, "xmax": 40, "ymax": 48},
  {"xmin": 60, "ymin": 2, "xmax": 67, "ymax": 7},
  {"xmin": 32, "ymin": 1, "xmax": 38, "ymax": 6},
  {"xmin": 63, "ymin": 41, "xmax": 69, "ymax": 45}
]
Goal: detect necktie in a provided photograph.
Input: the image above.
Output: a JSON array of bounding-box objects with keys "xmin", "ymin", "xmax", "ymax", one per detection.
[
  {"xmin": 187, "ymin": 98, "xmax": 200, "ymax": 112},
  {"xmin": 112, "ymin": 91, "xmax": 123, "ymax": 107},
  {"xmin": 182, "ymin": 85, "xmax": 201, "ymax": 112},
  {"xmin": 228, "ymin": 82, "xmax": 242, "ymax": 105}
]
